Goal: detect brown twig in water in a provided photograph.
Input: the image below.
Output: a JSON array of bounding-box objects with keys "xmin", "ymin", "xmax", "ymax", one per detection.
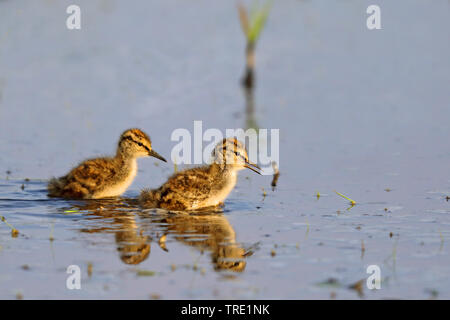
[{"xmin": 271, "ymin": 161, "xmax": 280, "ymax": 190}]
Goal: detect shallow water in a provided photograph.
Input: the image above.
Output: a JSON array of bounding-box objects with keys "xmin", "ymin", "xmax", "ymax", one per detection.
[{"xmin": 0, "ymin": 0, "xmax": 449, "ymax": 299}]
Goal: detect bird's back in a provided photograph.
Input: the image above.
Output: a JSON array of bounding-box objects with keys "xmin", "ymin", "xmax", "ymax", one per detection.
[
  {"xmin": 139, "ymin": 163, "xmax": 234, "ymax": 210},
  {"xmin": 47, "ymin": 156, "xmax": 129, "ymax": 199}
]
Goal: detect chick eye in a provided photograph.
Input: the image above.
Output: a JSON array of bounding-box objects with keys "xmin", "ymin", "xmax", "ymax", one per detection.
[{"xmin": 137, "ymin": 142, "xmax": 143, "ymax": 147}]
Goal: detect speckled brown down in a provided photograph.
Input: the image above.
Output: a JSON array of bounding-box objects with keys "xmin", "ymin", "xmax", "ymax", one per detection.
[
  {"xmin": 139, "ymin": 138, "xmax": 261, "ymax": 211},
  {"xmin": 48, "ymin": 128, "xmax": 166, "ymax": 199}
]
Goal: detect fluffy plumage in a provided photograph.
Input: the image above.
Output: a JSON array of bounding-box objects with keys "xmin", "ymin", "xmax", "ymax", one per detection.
[
  {"xmin": 48, "ymin": 128, "xmax": 166, "ymax": 199},
  {"xmin": 139, "ymin": 138, "xmax": 260, "ymax": 210}
]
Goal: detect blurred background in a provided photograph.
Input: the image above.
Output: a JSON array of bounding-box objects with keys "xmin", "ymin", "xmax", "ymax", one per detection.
[{"xmin": 0, "ymin": 0, "xmax": 449, "ymax": 299}]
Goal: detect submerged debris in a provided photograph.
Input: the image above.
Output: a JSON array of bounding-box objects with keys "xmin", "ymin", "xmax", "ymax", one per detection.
[
  {"xmin": 425, "ymin": 288, "xmax": 439, "ymax": 300},
  {"xmin": 49, "ymin": 223, "xmax": 55, "ymax": 242},
  {"xmin": 348, "ymin": 279, "xmax": 365, "ymax": 298},
  {"xmin": 361, "ymin": 239, "xmax": 366, "ymax": 259},
  {"xmin": 87, "ymin": 262, "xmax": 93, "ymax": 277},
  {"xmin": 271, "ymin": 161, "xmax": 280, "ymax": 190},
  {"xmin": 137, "ymin": 270, "xmax": 156, "ymax": 277},
  {"xmin": 316, "ymin": 278, "xmax": 342, "ymax": 288}
]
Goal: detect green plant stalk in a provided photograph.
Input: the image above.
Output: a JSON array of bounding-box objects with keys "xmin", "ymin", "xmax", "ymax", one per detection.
[
  {"xmin": 335, "ymin": 191, "xmax": 357, "ymax": 205},
  {"xmin": 1, "ymin": 215, "xmax": 19, "ymax": 235}
]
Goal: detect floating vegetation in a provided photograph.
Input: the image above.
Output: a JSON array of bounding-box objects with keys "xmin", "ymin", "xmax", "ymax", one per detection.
[
  {"xmin": 315, "ymin": 278, "xmax": 342, "ymax": 289},
  {"xmin": 305, "ymin": 219, "xmax": 310, "ymax": 240},
  {"xmin": 1, "ymin": 215, "xmax": 19, "ymax": 237},
  {"xmin": 316, "ymin": 192, "xmax": 320, "ymax": 200},
  {"xmin": 87, "ymin": 262, "xmax": 93, "ymax": 277},
  {"xmin": 262, "ymin": 188, "xmax": 267, "ymax": 199},
  {"xmin": 136, "ymin": 270, "xmax": 157, "ymax": 277},
  {"xmin": 335, "ymin": 191, "xmax": 357, "ymax": 206},
  {"xmin": 425, "ymin": 288, "xmax": 439, "ymax": 300},
  {"xmin": 270, "ymin": 249, "xmax": 276, "ymax": 257},
  {"xmin": 63, "ymin": 209, "xmax": 80, "ymax": 214},
  {"xmin": 11, "ymin": 228, "xmax": 19, "ymax": 237}
]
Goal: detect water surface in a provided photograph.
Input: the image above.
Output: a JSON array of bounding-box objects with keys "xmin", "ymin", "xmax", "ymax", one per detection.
[{"xmin": 0, "ymin": 0, "xmax": 449, "ymax": 299}]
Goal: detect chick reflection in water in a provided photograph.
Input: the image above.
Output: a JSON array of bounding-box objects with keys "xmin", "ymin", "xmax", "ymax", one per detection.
[
  {"xmin": 153, "ymin": 212, "xmax": 251, "ymax": 272},
  {"xmin": 68, "ymin": 201, "xmax": 251, "ymax": 271},
  {"xmin": 72, "ymin": 200, "xmax": 151, "ymax": 265}
]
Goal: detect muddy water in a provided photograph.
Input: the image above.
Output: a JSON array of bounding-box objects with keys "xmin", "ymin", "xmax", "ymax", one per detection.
[{"xmin": 0, "ymin": 0, "xmax": 449, "ymax": 299}]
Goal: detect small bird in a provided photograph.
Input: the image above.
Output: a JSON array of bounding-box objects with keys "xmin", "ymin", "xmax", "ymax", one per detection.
[
  {"xmin": 139, "ymin": 137, "xmax": 261, "ymax": 211},
  {"xmin": 48, "ymin": 128, "xmax": 166, "ymax": 199}
]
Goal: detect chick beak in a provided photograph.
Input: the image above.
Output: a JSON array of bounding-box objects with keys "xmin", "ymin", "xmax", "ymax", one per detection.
[
  {"xmin": 149, "ymin": 149, "xmax": 167, "ymax": 162},
  {"xmin": 244, "ymin": 160, "xmax": 261, "ymax": 175}
]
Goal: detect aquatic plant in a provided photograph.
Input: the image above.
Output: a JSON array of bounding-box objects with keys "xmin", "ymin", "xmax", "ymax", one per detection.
[
  {"xmin": 335, "ymin": 191, "xmax": 357, "ymax": 206},
  {"xmin": 238, "ymin": 1, "xmax": 272, "ymax": 89},
  {"xmin": 1, "ymin": 215, "xmax": 19, "ymax": 237}
]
